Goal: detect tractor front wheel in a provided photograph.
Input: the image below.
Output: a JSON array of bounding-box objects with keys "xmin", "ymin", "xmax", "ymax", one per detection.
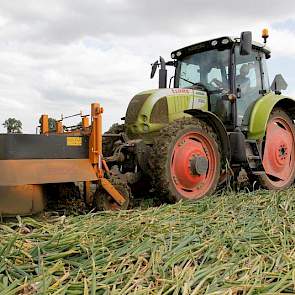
[
  {"xmin": 151, "ymin": 118, "xmax": 221, "ymax": 202},
  {"xmin": 258, "ymin": 108, "xmax": 295, "ymax": 190}
]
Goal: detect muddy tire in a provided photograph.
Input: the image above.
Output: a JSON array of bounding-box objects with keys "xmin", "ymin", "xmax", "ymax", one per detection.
[
  {"xmin": 150, "ymin": 118, "xmax": 221, "ymax": 202},
  {"xmin": 258, "ymin": 108, "xmax": 295, "ymax": 190}
]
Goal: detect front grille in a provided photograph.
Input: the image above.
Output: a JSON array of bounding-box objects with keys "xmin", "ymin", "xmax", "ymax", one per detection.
[{"xmin": 125, "ymin": 94, "xmax": 150, "ymax": 124}]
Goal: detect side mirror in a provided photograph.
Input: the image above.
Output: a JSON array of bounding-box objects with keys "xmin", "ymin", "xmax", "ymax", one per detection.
[
  {"xmin": 150, "ymin": 61, "xmax": 158, "ymax": 79},
  {"xmin": 271, "ymin": 74, "xmax": 288, "ymax": 94},
  {"xmin": 240, "ymin": 31, "xmax": 252, "ymax": 56},
  {"xmin": 150, "ymin": 56, "xmax": 168, "ymax": 88}
]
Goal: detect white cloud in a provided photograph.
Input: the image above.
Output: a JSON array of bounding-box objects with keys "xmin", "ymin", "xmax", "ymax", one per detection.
[{"xmin": 268, "ymin": 28, "xmax": 295, "ymax": 57}]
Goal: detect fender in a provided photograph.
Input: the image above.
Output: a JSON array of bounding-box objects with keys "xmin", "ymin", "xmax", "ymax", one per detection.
[
  {"xmin": 248, "ymin": 93, "xmax": 295, "ymax": 140},
  {"xmin": 184, "ymin": 109, "xmax": 231, "ymax": 160}
]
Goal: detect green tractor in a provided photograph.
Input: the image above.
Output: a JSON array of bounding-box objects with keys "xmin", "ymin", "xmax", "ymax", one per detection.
[{"xmin": 103, "ymin": 30, "xmax": 295, "ymax": 208}]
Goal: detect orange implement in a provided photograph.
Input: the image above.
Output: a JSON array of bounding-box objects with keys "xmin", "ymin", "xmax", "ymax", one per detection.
[{"xmin": 0, "ymin": 102, "xmax": 128, "ymax": 215}]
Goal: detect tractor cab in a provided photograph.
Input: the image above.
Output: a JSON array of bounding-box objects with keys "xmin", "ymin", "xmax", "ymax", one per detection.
[{"xmin": 170, "ymin": 32, "xmax": 272, "ymax": 129}]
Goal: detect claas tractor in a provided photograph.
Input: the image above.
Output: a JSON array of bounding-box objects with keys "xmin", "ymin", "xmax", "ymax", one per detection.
[{"xmin": 104, "ymin": 29, "xmax": 295, "ymax": 208}]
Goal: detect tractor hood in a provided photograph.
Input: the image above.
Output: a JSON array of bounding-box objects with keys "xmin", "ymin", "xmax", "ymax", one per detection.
[{"xmin": 125, "ymin": 88, "xmax": 208, "ymax": 140}]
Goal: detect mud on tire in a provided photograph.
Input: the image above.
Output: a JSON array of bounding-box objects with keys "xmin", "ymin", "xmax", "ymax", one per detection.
[{"xmin": 150, "ymin": 117, "xmax": 221, "ymax": 202}]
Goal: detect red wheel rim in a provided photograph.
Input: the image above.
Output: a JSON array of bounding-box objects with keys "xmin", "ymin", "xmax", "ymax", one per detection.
[
  {"xmin": 262, "ymin": 116, "xmax": 295, "ymax": 187},
  {"xmin": 170, "ymin": 131, "xmax": 218, "ymax": 199}
]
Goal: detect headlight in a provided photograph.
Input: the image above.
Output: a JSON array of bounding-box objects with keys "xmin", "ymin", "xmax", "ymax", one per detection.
[
  {"xmin": 211, "ymin": 40, "xmax": 218, "ymax": 46},
  {"xmin": 150, "ymin": 97, "xmax": 168, "ymax": 124},
  {"xmin": 141, "ymin": 114, "xmax": 148, "ymax": 122}
]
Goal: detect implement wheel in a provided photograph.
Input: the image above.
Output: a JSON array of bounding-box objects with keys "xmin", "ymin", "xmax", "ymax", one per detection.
[
  {"xmin": 259, "ymin": 108, "xmax": 295, "ymax": 190},
  {"xmin": 94, "ymin": 176, "xmax": 131, "ymax": 211},
  {"xmin": 151, "ymin": 118, "xmax": 220, "ymax": 201}
]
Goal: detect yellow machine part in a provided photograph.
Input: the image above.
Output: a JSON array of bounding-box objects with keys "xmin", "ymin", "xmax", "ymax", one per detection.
[{"xmin": 0, "ymin": 185, "xmax": 45, "ymax": 216}]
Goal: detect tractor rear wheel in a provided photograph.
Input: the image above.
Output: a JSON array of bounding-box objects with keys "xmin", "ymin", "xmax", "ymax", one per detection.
[
  {"xmin": 258, "ymin": 108, "xmax": 295, "ymax": 190},
  {"xmin": 151, "ymin": 118, "xmax": 221, "ymax": 202}
]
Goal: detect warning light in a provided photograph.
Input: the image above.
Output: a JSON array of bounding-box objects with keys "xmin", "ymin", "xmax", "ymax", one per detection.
[{"xmin": 262, "ymin": 28, "xmax": 269, "ymax": 43}]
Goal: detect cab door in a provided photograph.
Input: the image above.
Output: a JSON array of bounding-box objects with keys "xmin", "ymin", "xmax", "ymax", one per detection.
[{"xmin": 234, "ymin": 47, "xmax": 265, "ymax": 127}]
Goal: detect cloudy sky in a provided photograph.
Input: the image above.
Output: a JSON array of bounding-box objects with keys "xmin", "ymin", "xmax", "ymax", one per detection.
[{"xmin": 0, "ymin": 0, "xmax": 295, "ymax": 133}]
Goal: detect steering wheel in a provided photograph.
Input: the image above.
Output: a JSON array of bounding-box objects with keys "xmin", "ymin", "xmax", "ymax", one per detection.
[{"xmin": 210, "ymin": 78, "xmax": 223, "ymax": 88}]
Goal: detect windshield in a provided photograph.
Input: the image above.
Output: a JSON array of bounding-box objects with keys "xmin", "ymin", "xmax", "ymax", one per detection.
[{"xmin": 176, "ymin": 49, "xmax": 230, "ymax": 91}]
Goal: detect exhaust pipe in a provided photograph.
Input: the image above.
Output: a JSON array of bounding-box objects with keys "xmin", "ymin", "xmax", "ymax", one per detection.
[
  {"xmin": 150, "ymin": 56, "xmax": 167, "ymax": 89},
  {"xmin": 159, "ymin": 56, "xmax": 167, "ymax": 88}
]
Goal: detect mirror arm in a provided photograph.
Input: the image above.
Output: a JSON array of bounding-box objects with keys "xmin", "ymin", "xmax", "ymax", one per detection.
[
  {"xmin": 166, "ymin": 60, "xmax": 176, "ymax": 66},
  {"xmin": 169, "ymin": 76, "xmax": 175, "ymax": 88}
]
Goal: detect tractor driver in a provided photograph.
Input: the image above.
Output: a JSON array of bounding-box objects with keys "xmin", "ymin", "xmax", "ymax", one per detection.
[
  {"xmin": 211, "ymin": 63, "xmax": 251, "ymax": 92},
  {"xmin": 236, "ymin": 64, "xmax": 250, "ymax": 94}
]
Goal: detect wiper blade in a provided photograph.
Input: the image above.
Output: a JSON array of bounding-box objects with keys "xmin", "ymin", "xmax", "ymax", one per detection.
[
  {"xmin": 179, "ymin": 77, "xmax": 195, "ymax": 85},
  {"xmin": 179, "ymin": 77, "xmax": 224, "ymax": 94},
  {"xmin": 179, "ymin": 77, "xmax": 208, "ymax": 90}
]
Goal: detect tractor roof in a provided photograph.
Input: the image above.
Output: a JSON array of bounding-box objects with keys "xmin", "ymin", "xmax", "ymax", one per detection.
[{"xmin": 171, "ymin": 36, "xmax": 271, "ymax": 59}]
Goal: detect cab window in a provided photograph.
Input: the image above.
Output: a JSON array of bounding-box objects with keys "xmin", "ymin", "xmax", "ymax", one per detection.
[{"xmin": 208, "ymin": 67, "xmax": 222, "ymax": 83}]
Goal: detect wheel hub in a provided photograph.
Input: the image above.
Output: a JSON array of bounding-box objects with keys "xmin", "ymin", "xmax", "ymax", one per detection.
[
  {"xmin": 172, "ymin": 138, "xmax": 207, "ymax": 189},
  {"xmin": 190, "ymin": 155, "xmax": 209, "ymax": 175},
  {"xmin": 278, "ymin": 145, "xmax": 287, "ymax": 159}
]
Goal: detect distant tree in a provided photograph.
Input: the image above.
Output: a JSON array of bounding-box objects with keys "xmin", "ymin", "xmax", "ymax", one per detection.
[
  {"xmin": 2, "ymin": 118, "xmax": 22, "ymax": 133},
  {"xmin": 38, "ymin": 117, "xmax": 57, "ymax": 132},
  {"xmin": 48, "ymin": 118, "xmax": 57, "ymax": 132}
]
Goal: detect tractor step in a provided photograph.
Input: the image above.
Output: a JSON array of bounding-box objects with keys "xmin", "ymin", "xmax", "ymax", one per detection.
[
  {"xmin": 247, "ymin": 155, "xmax": 260, "ymax": 160},
  {"xmin": 245, "ymin": 140, "xmax": 265, "ymax": 174},
  {"xmin": 252, "ymin": 171, "xmax": 266, "ymax": 176}
]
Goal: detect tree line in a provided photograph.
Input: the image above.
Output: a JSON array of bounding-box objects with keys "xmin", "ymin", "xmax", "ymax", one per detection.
[
  {"xmin": 2, "ymin": 117, "xmax": 58, "ymax": 134},
  {"xmin": 2, "ymin": 117, "xmax": 83, "ymax": 134},
  {"xmin": 2, "ymin": 118, "xmax": 22, "ymax": 133}
]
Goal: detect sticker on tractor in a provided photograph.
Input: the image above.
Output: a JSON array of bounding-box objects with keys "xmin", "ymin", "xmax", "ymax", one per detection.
[
  {"xmin": 171, "ymin": 89, "xmax": 190, "ymax": 94},
  {"xmin": 67, "ymin": 137, "xmax": 82, "ymax": 146},
  {"xmin": 188, "ymin": 97, "xmax": 206, "ymax": 109}
]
